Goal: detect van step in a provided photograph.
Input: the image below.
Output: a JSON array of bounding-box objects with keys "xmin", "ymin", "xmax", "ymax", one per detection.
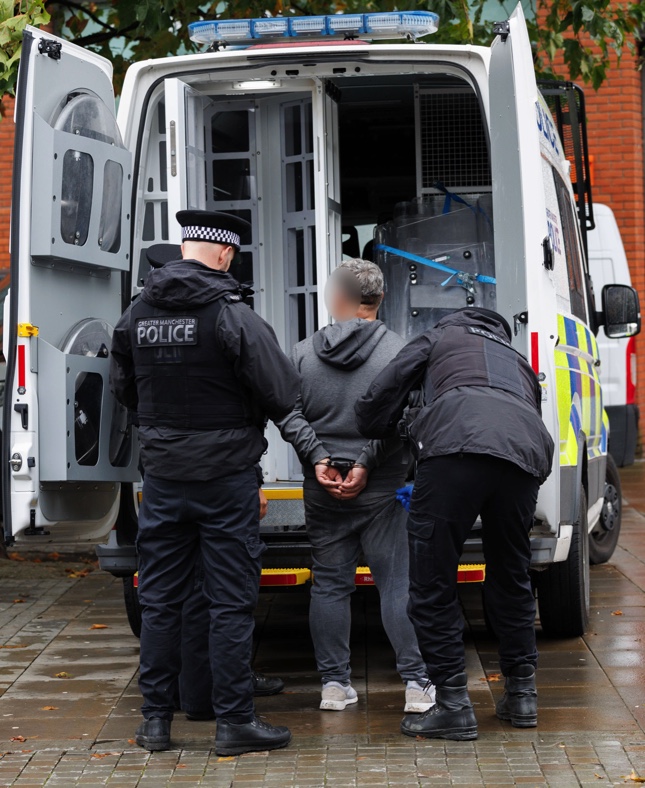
[{"xmin": 132, "ymin": 563, "xmax": 486, "ymax": 589}]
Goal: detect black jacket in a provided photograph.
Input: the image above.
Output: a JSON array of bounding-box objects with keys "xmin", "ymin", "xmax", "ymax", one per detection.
[
  {"xmin": 356, "ymin": 310, "xmax": 554, "ymax": 483},
  {"xmin": 110, "ymin": 259, "xmax": 300, "ymax": 481}
]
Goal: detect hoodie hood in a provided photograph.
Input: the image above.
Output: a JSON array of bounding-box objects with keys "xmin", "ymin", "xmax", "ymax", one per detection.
[
  {"xmin": 434, "ymin": 308, "xmax": 512, "ymax": 342},
  {"xmin": 140, "ymin": 259, "xmax": 242, "ymax": 310},
  {"xmin": 312, "ymin": 319, "xmax": 388, "ymax": 370}
]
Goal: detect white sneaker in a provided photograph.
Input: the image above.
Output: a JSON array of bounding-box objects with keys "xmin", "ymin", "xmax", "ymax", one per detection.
[
  {"xmin": 404, "ymin": 680, "xmax": 437, "ymax": 713},
  {"xmin": 320, "ymin": 681, "xmax": 358, "ymax": 711}
]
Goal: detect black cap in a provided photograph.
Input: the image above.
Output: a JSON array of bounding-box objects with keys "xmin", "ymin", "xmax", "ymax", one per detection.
[
  {"xmin": 145, "ymin": 243, "xmax": 182, "ymax": 269},
  {"xmin": 175, "ymin": 210, "xmax": 251, "ymax": 250}
]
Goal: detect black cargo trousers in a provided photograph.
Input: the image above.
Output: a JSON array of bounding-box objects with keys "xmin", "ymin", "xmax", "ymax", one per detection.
[
  {"xmin": 136, "ymin": 467, "xmax": 265, "ymax": 723},
  {"xmin": 407, "ymin": 453, "xmax": 540, "ymax": 686}
]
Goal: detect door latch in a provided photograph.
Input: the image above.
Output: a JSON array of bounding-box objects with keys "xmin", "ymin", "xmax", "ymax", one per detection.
[
  {"xmin": 513, "ymin": 311, "xmax": 528, "ymax": 335},
  {"xmin": 13, "ymin": 404, "xmax": 28, "ymax": 430},
  {"xmin": 10, "ymin": 453, "xmax": 22, "ymax": 472}
]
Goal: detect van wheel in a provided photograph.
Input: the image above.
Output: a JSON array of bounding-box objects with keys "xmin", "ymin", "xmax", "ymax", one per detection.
[
  {"xmin": 537, "ymin": 486, "xmax": 590, "ymax": 638},
  {"xmin": 589, "ymin": 454, "xmax": 622, "ymax": 565},
  {"xmin": 122, "ymin": 576, "xmax": 142, "ymax": 639}
]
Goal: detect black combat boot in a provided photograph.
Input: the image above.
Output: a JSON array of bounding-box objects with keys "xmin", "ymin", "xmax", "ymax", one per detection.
[
  {"xmin": 215, "ymin": 716, "xmax": 292, "ymax": 756},
  {"xmin": 135, "ymin": 718, "xmax": 171, "ymax": 751},
  {"xmin": 251, "ymin": 670, "xmax": 285, "ymax": 697},
  {"xmin": 496, "ymin": 664, "xmax": 537, "ymax": 727},
  {"xmin": 401, "ymin": 673, "xmax": 477, "ymax": 741}
]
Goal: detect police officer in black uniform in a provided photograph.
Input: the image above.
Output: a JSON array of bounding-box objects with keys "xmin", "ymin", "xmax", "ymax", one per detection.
[
  {"xmin": 110, "ymin": 210, "xmax": 300, "ymax": 755},
  {"xmin": 356, "ymin": 308, "xmax": 554, "ymax": 741},
  {"xmin": 143, "ymin": 245, "xmax": 286, "ymax": 716}
]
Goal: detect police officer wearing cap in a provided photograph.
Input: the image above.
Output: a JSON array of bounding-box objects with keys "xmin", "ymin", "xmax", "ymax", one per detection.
[
  {"xmin": 356, "ymin": 307, "xmax": 554, "ymax": 741},
  {"xmin": 145, "ymin": 244, "xmax": 286, "ymax": 716},
  {"xmin": 110, "ymin": 210, "xmax": 300, "ymax": 755}
]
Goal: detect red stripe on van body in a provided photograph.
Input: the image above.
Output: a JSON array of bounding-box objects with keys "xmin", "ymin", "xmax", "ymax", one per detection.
[
  {"xmin": 17, "ymin": 345, "xmax": 25, "ymax": 391},
  {"xmin": 531, "ymin": 332, "xmax": 539, "ymax": 374},
  {"xmin": 626, "ymin": 335, "xmax": 637, "ymax": 405}
]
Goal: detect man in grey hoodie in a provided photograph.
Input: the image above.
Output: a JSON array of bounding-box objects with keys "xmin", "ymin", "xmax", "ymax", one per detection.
[{"xmin": 279, "ymin": 259, "xmax": 434, "ymax": 713}]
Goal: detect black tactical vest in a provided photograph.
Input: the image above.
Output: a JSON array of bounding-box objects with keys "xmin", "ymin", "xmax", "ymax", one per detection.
[
  {"xmin": 423, "ymin": 324, "xmax": 540, "ymax": 410},
  {"xmin": 129, "ymin": 295, "xmax": 251, "ymax": 430}
]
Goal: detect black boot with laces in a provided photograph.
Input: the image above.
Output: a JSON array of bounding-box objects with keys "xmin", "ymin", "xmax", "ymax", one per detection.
[
  {"xmin": 401, "ymin": 673, "xmax": 477, "ymax": 741},
  {"xmin": 496, "ymin": 664, "xmax": 537, "ymax": 727},
  {"xmin": 215, "ymin": 716, "xmax": 291, "ymax": 756}
]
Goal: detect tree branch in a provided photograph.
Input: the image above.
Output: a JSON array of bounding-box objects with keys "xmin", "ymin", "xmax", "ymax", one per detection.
[
  {"xmin": 62, "ymin": 20, "xmax": 140, "ymax": 46},
  {"xmin": 44, "ymin": 0, "xmax": 118, "ymax": 32}
]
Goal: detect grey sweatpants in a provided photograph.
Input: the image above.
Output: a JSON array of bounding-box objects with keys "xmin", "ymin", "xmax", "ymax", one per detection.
[{"xmin": 304, "ymin": 487, "xmax": 427, "ymax": 685}]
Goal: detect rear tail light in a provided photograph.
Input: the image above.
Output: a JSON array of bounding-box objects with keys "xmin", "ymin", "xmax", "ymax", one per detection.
[{"xmin": 626, "ymin": 335, "xmax": 637, "ymax": 404}]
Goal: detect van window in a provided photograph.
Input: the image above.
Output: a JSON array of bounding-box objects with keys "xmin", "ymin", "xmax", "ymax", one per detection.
[{"xmin": 552, "ymin": 168, "xmax": 587, "ymax": 322}]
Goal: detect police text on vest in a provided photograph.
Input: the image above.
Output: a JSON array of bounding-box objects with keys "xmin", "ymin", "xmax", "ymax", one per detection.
[{"xmin": 135, "ymin": 317, "xmax": 199, "ymax": 346}]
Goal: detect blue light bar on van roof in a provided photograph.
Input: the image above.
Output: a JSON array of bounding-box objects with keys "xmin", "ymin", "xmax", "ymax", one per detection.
[{"xmin": 188, "ymin": 11, "xmax": 439, "ymax": 46}]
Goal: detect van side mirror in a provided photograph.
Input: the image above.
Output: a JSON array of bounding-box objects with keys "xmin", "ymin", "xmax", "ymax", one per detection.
[{"xmin": 601, "ymin": 284, "xmax": 641, "ymax": 338}]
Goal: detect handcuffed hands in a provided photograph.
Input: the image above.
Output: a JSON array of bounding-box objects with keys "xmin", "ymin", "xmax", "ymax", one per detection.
[{"xmin": 315, "ymin": 459, "xmax": 368, "ymax": 501}]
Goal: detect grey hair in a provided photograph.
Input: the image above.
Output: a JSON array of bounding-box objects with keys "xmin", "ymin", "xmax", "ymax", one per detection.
[{"xmin": 338, "ymin": 258, "xmax": 384, "ymax": 306}]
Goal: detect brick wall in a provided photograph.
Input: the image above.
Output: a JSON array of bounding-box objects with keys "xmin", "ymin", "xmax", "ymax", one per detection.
[{"xmin": 584, "ymin": 63, "xmax": 645, "ymax": 425}]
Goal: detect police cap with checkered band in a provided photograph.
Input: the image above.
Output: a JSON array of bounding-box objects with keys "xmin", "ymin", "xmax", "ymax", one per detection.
[{"xmin": 176, "ymin": 210, "xmax": 250, "ymax": 251}]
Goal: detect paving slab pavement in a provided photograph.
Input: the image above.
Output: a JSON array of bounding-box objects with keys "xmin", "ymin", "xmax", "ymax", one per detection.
[{"xmin": 1, "ymin": 465, "xmax": 645, "ymax": 784}]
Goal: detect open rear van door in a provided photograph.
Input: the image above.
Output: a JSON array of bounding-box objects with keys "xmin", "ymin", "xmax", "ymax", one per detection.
[
  {"xmin": 489, "ymin": 5, "xmax": 561, "ymax": 533},
  {"xmin": 2, "ymin": 27, "xmax": 139, "ymax": 544}
]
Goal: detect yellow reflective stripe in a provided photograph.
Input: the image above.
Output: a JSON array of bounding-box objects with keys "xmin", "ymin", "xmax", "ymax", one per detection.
[
  {"xmin": 554, "ymin": 344, "xmax": 576, "ymax": 466},
  {"xmin": 264, "ymin": 487, "xmax": 303, "ymax": 500}
]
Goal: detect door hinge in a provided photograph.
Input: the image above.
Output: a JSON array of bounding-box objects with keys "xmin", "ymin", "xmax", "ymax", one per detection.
[
  {"xmin": 513, "ymin": 311, "xmax": 528, "ymax": 335},
  {"xmin": 493, "ymin": 20, "xmax": 510, "ymax": 42},
  {"xmin": 38, "ymin": 39, "xmax": 62, "ymax": 60},
  {"xmin": 542, "ymin": 236, "xmax": 554, "ymax": 271},
  {"xmin": 17, "ymin": 323, "xmax": 38, "ymax": 337},
  {"xmin": 169, "ymin": 120, "xmax": 177, "ymax": 177}
]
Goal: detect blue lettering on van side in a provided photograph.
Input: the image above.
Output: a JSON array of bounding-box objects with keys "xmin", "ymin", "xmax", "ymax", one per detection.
[
  {"xmin": 535, "ymin": 102, "xmax": 560, "ymax": 157},
  {"xmin": 546, "ymin": 207, "xmax": 562, "ymax": 255}
]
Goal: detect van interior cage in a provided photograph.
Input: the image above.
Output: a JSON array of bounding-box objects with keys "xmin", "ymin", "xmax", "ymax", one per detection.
[
  {"xmin": 416, "ymin": 86, "xmax": 491, "ymax": 194},
  {"xmin": 538, "ymin": 81, "xmax": 594, "ymax": 254}
]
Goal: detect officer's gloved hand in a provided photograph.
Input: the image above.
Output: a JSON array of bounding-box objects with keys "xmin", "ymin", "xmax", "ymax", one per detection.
[{"xmin": 396, "ymin": 484, "xmax": 414, "ymax": 512}]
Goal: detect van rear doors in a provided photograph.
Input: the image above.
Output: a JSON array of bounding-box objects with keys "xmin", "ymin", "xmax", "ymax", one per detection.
[{"xmin": 3, "ymin": 28, "xmax": 139, "ymax": 544}]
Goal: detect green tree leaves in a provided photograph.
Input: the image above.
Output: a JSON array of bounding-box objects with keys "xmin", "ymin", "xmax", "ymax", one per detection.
[{"xmin": 0, "ymin": 0, "xmax": 49, "ymax": 97}]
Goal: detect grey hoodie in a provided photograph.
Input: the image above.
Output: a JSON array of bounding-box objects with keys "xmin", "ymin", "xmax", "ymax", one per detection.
[{"xmin": 278, "ymin": 319, "xmax": 409, "ymax": 492}]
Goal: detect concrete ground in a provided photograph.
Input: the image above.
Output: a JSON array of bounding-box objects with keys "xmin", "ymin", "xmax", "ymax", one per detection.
[{"xmin": 0, "ymin": 466, "xmax": 645, "ymax": 785}]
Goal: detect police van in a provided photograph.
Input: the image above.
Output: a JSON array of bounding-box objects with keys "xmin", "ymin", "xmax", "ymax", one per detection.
[{"xmin": 3, "ymin": 5, "xmax": 640, "ymax": 639}]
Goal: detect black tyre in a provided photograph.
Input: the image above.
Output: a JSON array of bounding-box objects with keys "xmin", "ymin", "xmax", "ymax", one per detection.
[
  {"xmin": 589, "ymin": 454, "xmax": 622, "ymax": 565},
  {"xmin": 123, "ymin": 576, "xmax": 142, "ymax": 639},
  {"xmin": 537, "ymin": 486, "xmax": 590, "ymax": 638}
]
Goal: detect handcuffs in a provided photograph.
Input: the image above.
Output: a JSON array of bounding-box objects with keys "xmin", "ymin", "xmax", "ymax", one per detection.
[{"xmin": 315, "ymin": 457, "xmax": 366, "ymax": 480}]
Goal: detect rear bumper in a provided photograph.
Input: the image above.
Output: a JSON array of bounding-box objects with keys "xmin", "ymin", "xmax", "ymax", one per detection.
[{"xmin": 461, "ymin": 534, "xmax": 559, "ymax": 567}]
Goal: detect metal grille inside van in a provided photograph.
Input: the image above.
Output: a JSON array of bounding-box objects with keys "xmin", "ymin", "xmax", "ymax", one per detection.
[{"xmin": 417, "ymin": 88, "xmax": 490, "ymax": 193}]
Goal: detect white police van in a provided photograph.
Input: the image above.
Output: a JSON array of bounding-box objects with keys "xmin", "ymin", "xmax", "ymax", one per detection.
[
  {"xmin": 3, "ymin": 5, "xmax": 640, "ymax": 638},
  {"xmin": 587, "ymin": 204, "xmax": 639, "ymax": 467}
]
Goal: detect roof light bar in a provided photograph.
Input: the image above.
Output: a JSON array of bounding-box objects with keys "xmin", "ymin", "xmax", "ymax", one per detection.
[{"xmin": 188, "ymin": 11, "xmax": 439, "ymax": 46}]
